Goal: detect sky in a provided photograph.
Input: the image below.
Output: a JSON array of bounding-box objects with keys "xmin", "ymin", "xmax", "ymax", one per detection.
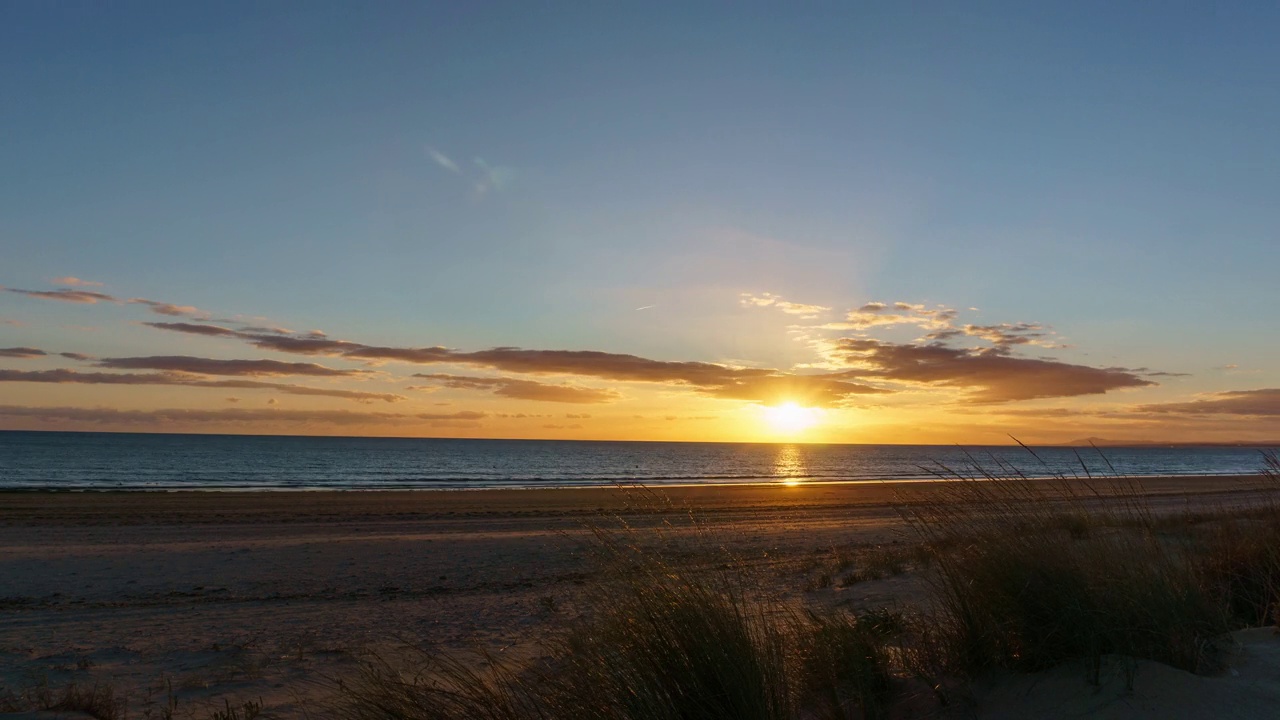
[{"xmin": 2, "ymin": 2, "xmax": 1278, "ymax": 444}]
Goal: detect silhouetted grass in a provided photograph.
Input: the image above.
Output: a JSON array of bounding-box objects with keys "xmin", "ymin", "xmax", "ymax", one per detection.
[
  {"xmin": 29, "ymin": 681, "xmax": 125, "ymax": 720},
  {"xmin": 335, "ymin": 502, "xmax": 899, "ymax": 720},
  {"xmin": 334, "ymin": 567, "xmax": 802, "ymax": 720},
  {"xmin": 899, "ymin": 445, "xmax": 1280, "ymax": 683},
  {"xmin": 793, "ymin": 610, "xmax": 895, "ymax": 720}
]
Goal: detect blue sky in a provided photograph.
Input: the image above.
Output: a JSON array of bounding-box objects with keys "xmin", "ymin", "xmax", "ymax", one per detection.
[{"xmin": 1, "ymin": 2, "xmax": 1278, "ymax": 441}]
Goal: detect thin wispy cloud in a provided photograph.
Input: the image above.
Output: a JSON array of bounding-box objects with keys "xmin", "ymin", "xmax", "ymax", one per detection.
[
  {"xmin": 739, "ymin": 292, "xmax": 830, "ymax": 318},
  {"xmin": 426, "ymin": 146, "xmax": 459, "ymax": 172},
  {"xmin": 472, "ymin": 157, "xmax": 515, "ymax": 196},
  {"xmin": 427, "ymin": 146, "xmax": 515, "ymax": 197}
]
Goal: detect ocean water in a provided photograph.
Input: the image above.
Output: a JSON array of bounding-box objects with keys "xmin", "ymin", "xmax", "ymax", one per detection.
[{"xmin": 0, "ymin": 431, "xmax": 1274, "ymax": 491}]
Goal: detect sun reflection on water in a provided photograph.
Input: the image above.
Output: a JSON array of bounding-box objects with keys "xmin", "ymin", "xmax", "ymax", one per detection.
[{"xmin": 773, "ymin": 444, "xmax": 808, "ymax": 486}]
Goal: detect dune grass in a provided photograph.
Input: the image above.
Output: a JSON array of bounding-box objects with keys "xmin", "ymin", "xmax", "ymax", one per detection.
[
  {"xmin": 902, "ymin": 447, "xmax": 1280, "ymax": 684},
  {"xmin": 334, "ymin": 512, "xmax": 900, "ymax": 720}
]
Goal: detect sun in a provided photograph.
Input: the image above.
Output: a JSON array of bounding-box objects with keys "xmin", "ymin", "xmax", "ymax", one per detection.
[{"xmin": 761, "ymin": 402, "xmax": 821, "ymax": 435}]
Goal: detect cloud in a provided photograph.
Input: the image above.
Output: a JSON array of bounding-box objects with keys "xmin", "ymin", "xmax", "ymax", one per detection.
[
  {"xmin": 0, "ymin": 369, "xmax": 403, "ymax": 403},
  {"xmin": 740, "ymin": 292, "xmax": 831, "ymax": 318},
  {"xmin": 426, "ymin": 148, "xmax": 513, "ymax": 197},
  {"xmin": 0, "ymin": 319, "xmax": 24, "ymax": 327},
  {"xmin": 472, "ymin": 157, "xmax": 515, "ymax": 196},
  {"xmin": 0, "ymin": 405, "xmax": 484, "ymax": 427},
  {"xmin": 701, "ymin": 374, "xmax": 885, "ymax": 406},
  {"xmin": 834, "ymin": 339, "xmax": 1154, "ymax": 403},
  {"xmin": 931, "ymin": 322, "xmax": 1059, "ymax": 351},
  {"xmin": 59, "ymin": 352, "xmax": 94, "ymax": 361},
  {"xmin": 144, "ymin": 322, "xmax": 241, "ymax": 337},
  {"xmin": 1135, "ymin": 389, "xmax": 1280, "ymax": 417},
  {"xmin": 0, "ymin": 347, "xmax": 45, "ymax": 358},
  {"xmin": 197, "ymin": 380, "xmax": 402, "ymax": 403},
  {"xmin": 128, "ymin": 299, "xmax": 211, "ymax": 319},
  {"xmin": 413, "ymin": 374, "xmax": 622, "ymax": 404},
  {"xmin": 10, "ymin": 288, "xmax": 209, "ymax": 318},
  {"xmin": 828, "ymin": 301, "xmax": 958, "ymax": 331},
  {"xmin": 97, "ymin": 355, "xmax": 369, "ymax": 377},
  {"xmin": 51, "ymin": 277, "xmax": 103, "ymax": 287},
  {"xmin": 6, "ymin": 288, "xmax": 117, "ymax": 304},
  {"xmin": 427, "ymin": 146, "xmax": 459, "ymax": 172},
  {"xmin": 143, "ymin": 322, "xmax": 886, "ymax": 407}
]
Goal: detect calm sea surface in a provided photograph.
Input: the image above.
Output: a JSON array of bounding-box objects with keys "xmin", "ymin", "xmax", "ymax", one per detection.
[{"xmin": 0, "ymin": 431, "xmax": 1273, "ymax": 491}]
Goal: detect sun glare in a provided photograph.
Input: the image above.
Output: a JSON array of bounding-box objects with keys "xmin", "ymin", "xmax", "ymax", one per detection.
[{"xmin": 761, "ymin": 402, "xmax": 821, "ymax": 435}]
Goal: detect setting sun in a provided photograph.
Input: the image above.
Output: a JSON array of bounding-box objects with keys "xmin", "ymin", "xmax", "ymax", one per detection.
[{"xmin": 761, "ymin": 402, "xmax": 822, "ymax": 435}]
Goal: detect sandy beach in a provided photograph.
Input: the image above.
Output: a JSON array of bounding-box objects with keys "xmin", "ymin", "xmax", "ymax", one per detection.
[{"xmin": 3, "ymin": 475, "xmax": 1278, "ymax": 717}]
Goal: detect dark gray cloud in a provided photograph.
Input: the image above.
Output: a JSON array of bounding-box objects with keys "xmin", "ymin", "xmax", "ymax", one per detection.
[
  {"xmin": 955, "ymin": 323, "xmax": 1051, "ymax": 350},
  {"xmin": 0, "ymin": 369, "xmax": 402, "ymax": 403},
  {"xmin": 0, "ymin": 405, "xmax": 483, "ymax": 427},
  {"xmin": 0, "ymin": 347, "xmax": 45, "ymax": 358},
  {"xmin": 59, "ymin": 352, "xmax": 94, "ymax": 361},
  {"xmin": 834, "ymin": 339, "xmax": 1153, "ymax": 403},
  {"xmin": 832, "ymin": 301, "xmax": 959, "ymax": 330},
  {"xmin": 144, "ymin": 322, "xmax": 240, "ymax": 337},
  {"xmin": 1135, "ymin": 389, "xmax": 1280, "ymax": 416},
  {"xmin": 6, "ymin": 288, "xmax": 117, "ymax": 304},
  {"xmin": 97, "ymin": 355, "xmax": 368, "ymax": 377},
  {"xmin": 413, "ymin": 374, "xmax": 622, "ymax": 404}
]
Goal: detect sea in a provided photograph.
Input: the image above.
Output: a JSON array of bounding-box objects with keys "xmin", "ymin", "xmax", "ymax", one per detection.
[{"xmin": 0, "ymin": 430, "xmax": 1275, "ymax": 491}]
